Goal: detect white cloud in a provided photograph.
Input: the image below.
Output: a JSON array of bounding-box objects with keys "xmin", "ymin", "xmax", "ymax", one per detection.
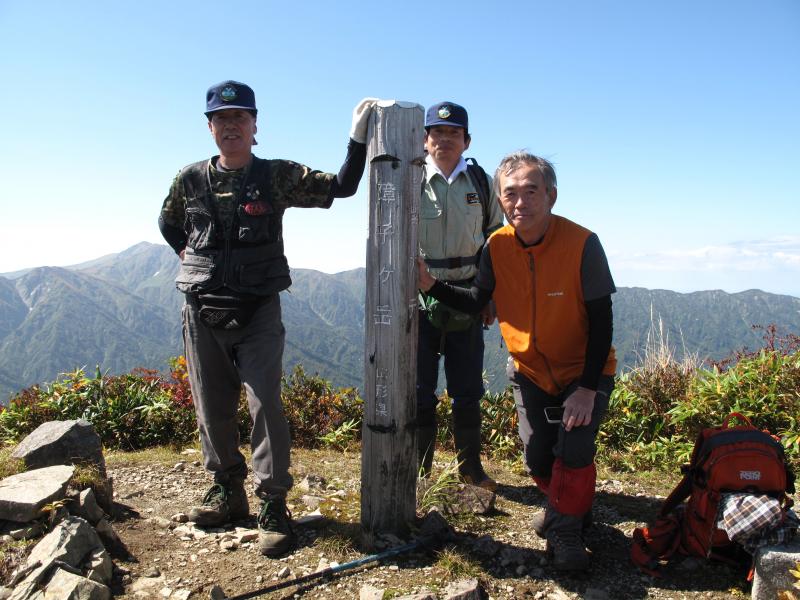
[{"xmin": 608, "ymin": 237, "xmax": 800, "ymax": 296}]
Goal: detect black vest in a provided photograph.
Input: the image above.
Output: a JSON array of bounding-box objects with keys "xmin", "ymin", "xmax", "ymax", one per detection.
[{"xmin": 174, "ymin": 157, "xmax": 292, "ymax": 296}]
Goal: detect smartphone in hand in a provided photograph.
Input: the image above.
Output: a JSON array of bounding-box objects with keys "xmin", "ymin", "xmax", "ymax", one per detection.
[{"xmin": 544, "ymin": 405, "xmax": 565, "ymax": 424}]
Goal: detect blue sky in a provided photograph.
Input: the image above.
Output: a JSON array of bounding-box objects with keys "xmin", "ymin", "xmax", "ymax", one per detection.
[{"xmin": 1, "ymin": 0, "xmax": 798, "ymax": 296}]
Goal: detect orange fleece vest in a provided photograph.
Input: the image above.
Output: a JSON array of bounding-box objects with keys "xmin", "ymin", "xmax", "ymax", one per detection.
[{"xmin": 488, "ymin": 215, "xmax": 617, "ymax": 395}]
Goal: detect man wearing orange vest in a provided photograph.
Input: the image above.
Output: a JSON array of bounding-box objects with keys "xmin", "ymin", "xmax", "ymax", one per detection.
[{"xmin": 417, "ymin": 151, "xmax": 616, "ymax": 571}]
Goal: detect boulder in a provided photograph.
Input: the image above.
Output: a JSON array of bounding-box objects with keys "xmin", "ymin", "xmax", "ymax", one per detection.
[
  {"xmin": 751, "ymin": 538, "xmax": 800, "ymax": 600},
  {"xmin": 442, "ymin": 578, "xmax": 482, "ymax": 600},
  {"xmin": 11, "ymin": 517, "xmax": 112, "ymax": 600},
  {"xmin": 12, "ymin": 419, "xmax": 106, "ymax": 476},
  {"xmin": 43, "ymin": 568, "xmax": 110, "ymax": 600},
  {"xmin": 69, "ymin": 488, "xmax": 106, "ymax": 525},
  {"xmin": 0, "ymin": 465, "xmax": 74, "ymax": 522}
]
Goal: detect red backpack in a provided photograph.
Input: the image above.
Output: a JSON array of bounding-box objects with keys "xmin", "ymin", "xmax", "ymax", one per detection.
[{"xmin": 631, "ymin": 413, "xmax": 796, "ymax": 576}]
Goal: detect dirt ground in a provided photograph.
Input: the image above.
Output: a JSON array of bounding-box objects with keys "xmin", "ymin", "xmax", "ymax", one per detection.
[{"xmin": 72, "ymin": 446, "xmax": 792, "ymax": 600}]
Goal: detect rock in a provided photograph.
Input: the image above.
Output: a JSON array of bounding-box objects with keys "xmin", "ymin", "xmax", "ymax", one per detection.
[
  {"xmin": 70, "ymin": 488, "xmax": 106, "ymax": 525},
  {"xmin": 359, "ymin": 584, "xmax": 385, "ymax": 600},
  {"xmin": 471, "ymin": 535, "xmax": 500, "ymax": 557},
  {"xmin": 42, "ymin": 568, "xmax": 111, "ymax": 600},
  {"xmin": 85, "ymin": 547, "xmax": 113, "ymax": 584},
  {"xmin": 0, "ymin": 464, "xmax": 74, "ymax": 522},
  {"xmin": 208, "ymin": 584, "xmax": 226, "ymax": 600},
  {"xmin": 441, "ymin": 578, "xmax": 482, "ymax": 600},
  {"xmin": 752, "ymin": 538, "xmax": 800, "ymax": 600},
  {"xmin": 129, "ymin": 574, "xmax": 167, "ymax": 596},
  {"xmin": 277, "ymin": 566, "xmax": 290, "ymax": 578},
  {"xmin": 172, "ymin": 590, "xmax": 192, "ymax": 600},
  {"xmin": 171, "ymin": 513, "xmax": 189, "ymax": 523},
  {"xmin": 26, "ymin": 516, "xmax": 107, "ymax": 574},
  {"xmin": 180, "ymin": 449, "xmax": 199, "ymax": 456},
  {"xmin": 9, "ymin": 523, "xmax": 44, "ymax": 541},
  {"xmin": 295, "ymin": 509, "xmax": 325, "ymax": 527},
  {"xmin": 143, "ymin": 567, "xmax": 162, "ymax": 578},
  {"xmin": 296, "ymin": 475, "xmax": 326, "ymax": 492},
  {"xmin": 149, "ymin": 516, "xmax": 174, "ymax": 529},
  {"xmin": 300, "ymin": 495, "xmax": 324, "ymax": 509},
  {"xmin": 234, "ymin": 529, "xmax": 258, "ymax": 544},
  {"xmin": 94, "ymin": 518, "xmax": 123, "ymax": 552},
  {"xmin": 393, "ymin": 593, "xmax": 436, "ymax": 600},
  {"xmin": 91, "ymin": 477, "xmax": 115, "ymax": 516},
  {"xmin": 450, "ymin": 484, "xmax": 496, "ymax": 515},
  {"xmin": 11, "ymin": 419, "xmax": 106, "ymax": 476}
]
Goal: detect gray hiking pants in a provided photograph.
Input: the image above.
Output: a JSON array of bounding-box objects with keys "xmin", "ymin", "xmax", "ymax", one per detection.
[{"xmin": 182, "ymin": 293, "xmax": 293, "ymax": 495}]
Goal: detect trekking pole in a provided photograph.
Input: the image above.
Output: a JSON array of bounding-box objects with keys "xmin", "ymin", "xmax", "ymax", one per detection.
[
  {"xmin": 222, "ymin": 510, "xmax": 454, "ymax": 600},
  {"xmin": 223, "ymin": 538, "xmax": 427, "ymax": 600}
]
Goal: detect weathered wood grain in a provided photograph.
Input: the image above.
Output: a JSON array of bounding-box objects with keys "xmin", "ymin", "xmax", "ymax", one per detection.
[{"xmin": 361, "ymin": 100, "xmax": 425, "ymax": 545}]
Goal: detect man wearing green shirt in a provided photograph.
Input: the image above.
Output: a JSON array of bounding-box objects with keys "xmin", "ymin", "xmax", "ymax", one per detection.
[{"xmin": 417, "ymin": 101, "xmax": 504, "ymax": 489}]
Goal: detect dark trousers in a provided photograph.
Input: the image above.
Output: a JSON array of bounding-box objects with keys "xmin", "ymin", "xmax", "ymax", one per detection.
[
  {"xmin": 510, "ymin": 368, "xmax": 614, "ymax": 479},
  {"xmin": 416, "ymin": 312, "xmax": 485, "ymax": 413},
  {"xmin": 183, "ymin": 294, "xmax": 292, "ymax": 495}
]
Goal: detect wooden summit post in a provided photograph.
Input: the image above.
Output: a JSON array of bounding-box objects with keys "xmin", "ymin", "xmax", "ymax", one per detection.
[{"xmin": 361, "ymin": 100, "xmax": 424, "ymax": 545}]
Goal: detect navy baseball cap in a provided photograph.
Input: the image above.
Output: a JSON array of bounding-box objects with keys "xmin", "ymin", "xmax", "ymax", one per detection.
[
  {"xmin": 205, "ymin": 80, "xmax": 257, "ymax": 118},
  {"xmin": 425, "ymin": 101, "xmax": 468, "ymax": 131}
]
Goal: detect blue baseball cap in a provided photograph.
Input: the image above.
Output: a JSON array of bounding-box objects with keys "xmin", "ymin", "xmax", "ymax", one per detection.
[
  {"xmin": 425, "ymin": 101, "xmax": 468, "ymax": 131},
  {"xmin": 205, "ymin": 80, "xmax": 257, "ymax": 118}
]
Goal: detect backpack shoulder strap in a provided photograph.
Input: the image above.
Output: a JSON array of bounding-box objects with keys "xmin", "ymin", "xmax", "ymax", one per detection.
[
  {"xmin": 465, "ymin": 158, "xmax": 498, "ymax": 238},
  {"xmin": 659, "ymin": 472, "xmax": 693, "ymax": 517}
]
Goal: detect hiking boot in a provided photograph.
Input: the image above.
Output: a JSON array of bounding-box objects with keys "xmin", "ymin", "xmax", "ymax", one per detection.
[
  {"xmin": 461, "ymin": 470, "xmax": 498, "ymax": 492},
  {"xmin": 533, "ymin": 510, "xmax": 593, "ymax": 538},
  {"xmin": 546, "ymin": 528, "xmax": 590, "ymax": 571},
  {"xmin": 452, "ymin": 405, "xmax": 498, "ymax": 492},
  {"xmin": 257, "ymin": 494, "xmax": 296, "ymax": 556},
  {"xmin": 188, "ymin": 481, "xmax": 249, "ymax": 527}
]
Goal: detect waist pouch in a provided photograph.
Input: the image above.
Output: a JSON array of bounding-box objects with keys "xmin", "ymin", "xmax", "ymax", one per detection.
[
  {"xmin": 418, "ymin": 281, "xmax": 477, "ymax": 333},
  {"xmin": 196, "ymin": 292, "xmax": 263, "ymax": 330}
]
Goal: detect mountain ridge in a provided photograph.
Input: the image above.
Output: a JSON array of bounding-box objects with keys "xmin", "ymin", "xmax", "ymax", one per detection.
[{"xmin": 1, "ymin": 242, "xmax": 798, "ymax": 402}]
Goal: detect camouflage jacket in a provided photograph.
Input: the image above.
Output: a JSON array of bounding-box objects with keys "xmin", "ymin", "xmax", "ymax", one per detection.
[{"xmin": 160, "ymin": 155, "xmax": 334, "ymax": 296}]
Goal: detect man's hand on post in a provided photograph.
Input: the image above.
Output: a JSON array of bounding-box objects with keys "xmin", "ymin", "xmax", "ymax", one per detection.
[
  {"xmin": 349, "ymin": 98, "xmax": 379, "ymax": 144},
  {"xmin": 562, "ymin": 386, "xmax": 596, "ymax": 432},
  {"xmin": 417, "ymin": 257, "xmax": 435, "ymax": 292}
]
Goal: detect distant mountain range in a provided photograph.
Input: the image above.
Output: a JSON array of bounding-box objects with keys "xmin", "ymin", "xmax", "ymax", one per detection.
[{"xmin": 2, "ymin": 242, "xmax": 799, "ymax": 402}]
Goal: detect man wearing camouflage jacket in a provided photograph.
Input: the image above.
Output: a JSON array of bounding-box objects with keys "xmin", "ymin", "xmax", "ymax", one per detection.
[{"xmin": 159, "ymin": 80, "xmax": 375, "ymax": 556}]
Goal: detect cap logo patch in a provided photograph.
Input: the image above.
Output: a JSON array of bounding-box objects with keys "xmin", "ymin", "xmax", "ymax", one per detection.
[
  {"xmin": 438, "ymin": 106, "xmax": 451, "ymax": 119},
  {"xmin": 220, "ymin": 85, "xmax": 238, "ymax": 102}
]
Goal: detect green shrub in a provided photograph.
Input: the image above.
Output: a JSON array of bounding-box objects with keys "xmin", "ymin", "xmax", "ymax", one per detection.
[
  {"xmin": 481, "ymin": 389, "xmax": 519, "ymax": 461},
  {"xmin": 599, "ymin": 324, "xmax": 800, "ymax": 472},
  {"xmin": 0, "ymin": 365, "xmax": 197, "ymax": 450},
  {"xmin": 281, "ymin": 365, "xmax": 363, "ymax": 449}
]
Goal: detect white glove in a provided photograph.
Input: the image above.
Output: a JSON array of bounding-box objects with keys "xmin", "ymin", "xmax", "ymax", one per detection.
[{"xmin": 349, "ymin": 97, "xmax": 379, "ymax": 143}]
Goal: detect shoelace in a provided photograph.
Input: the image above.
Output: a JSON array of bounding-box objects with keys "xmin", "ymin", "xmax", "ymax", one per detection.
[
  {"xmin": 202, "ymin": 483, "xmax": 229, "ymax": 506},
  {"xmin": 258, "ymin": 498, "xmax": 293, "ymax": 532},
  {"xmin": 550, "ymin": 529, "xmax": 584, "ymax": 550}
]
